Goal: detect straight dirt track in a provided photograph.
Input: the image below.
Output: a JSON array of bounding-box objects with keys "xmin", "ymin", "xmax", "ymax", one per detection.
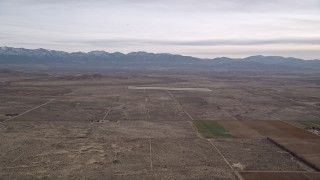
[{"xmin": 128, "ymin": 86, "xmax": 212, "ymax": 92}]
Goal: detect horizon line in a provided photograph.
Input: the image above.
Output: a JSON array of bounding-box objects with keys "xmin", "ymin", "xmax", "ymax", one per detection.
[{"xmin": 1, "ymin": 46, "xmax": 319, "ymax": 61}]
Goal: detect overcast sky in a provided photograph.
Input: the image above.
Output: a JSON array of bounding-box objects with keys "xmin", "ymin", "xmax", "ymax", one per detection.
[{"xmin": 1, "ymin": 0, "xmax": 320, "ymax": 59}]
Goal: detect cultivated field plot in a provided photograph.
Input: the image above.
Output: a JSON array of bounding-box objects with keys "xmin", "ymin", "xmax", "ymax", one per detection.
[
  {"xmin": 231, "ymin": 120, "xmax": 320, "ymax": 174},
  {"xmin": 212, "ymin": 139, "xmax": 310, "ymax": 171},
  {"xmin": 241, "ymin": 120, "xmax": 320, "ymax": 139},
  {"xmin": 270, "ymin": 138, "xmax": 320, "ymax": 171},
  {"xmin": 289, "ymin": 120, "xmax": 320, "ymax": 135},
  {"xmin": 193, "ymin": 120, "xmax": 235, "ymax": 138},
  {"xmin": 239, "ymin": 171, "xmax": 320, "ymax": 180},
  {"xmin": 290, "ymin": 120, "xmax": 320, "ymax": 129},
  {"xmin": 1, "ymin": 72, "xmax": 320, "ymax": 179},
  {"xmin": 217, "ymin": 120, "xmax": 262, "ymax": 138}
]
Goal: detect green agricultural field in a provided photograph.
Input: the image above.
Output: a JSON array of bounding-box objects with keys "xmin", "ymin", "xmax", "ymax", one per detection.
[
  {"xmin": 289, "ymin": 120, "xmax": 320, "ymax": 129},
  {"xmin": 193, "ymin": 120, "xmax": 235, "ymax": 138}
]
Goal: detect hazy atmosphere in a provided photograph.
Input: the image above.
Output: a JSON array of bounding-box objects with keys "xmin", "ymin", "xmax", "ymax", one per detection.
[
  {"xmin": 2, "ymin": 1, "xmax": 320, "ymax": 180},
  {"xmin": 1, "ymin": 0, "xmax": 320, "ymax": 59}
]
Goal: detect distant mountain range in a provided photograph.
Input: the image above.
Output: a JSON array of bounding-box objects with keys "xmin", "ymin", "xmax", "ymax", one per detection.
[{"xmin": 1, "ymin": 46, "xmax": 320, "ymax": 73}]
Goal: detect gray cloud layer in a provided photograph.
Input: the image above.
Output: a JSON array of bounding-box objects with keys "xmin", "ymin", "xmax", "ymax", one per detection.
[
  {"xmin": 66, "ymin": 38, "xmax": 320, "ymax": 46},
  {"xmin": 1, "ymin": 0, "xmax": 320, "ymax": 59}
]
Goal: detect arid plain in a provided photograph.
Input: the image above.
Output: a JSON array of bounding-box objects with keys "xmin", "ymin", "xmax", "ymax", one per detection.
[{"xmin": 1, "ymin": 71, "xmax": 320, "ymax": 179}]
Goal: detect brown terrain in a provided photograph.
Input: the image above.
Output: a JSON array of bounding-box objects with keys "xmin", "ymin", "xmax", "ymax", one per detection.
[{"xmin": 1, "ymin": 70, "xmax": 320, "ymax": 179}]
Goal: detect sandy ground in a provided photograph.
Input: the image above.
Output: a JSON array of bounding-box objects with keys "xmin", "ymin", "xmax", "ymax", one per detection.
[{"xmin": 1, "ymin": 72, "xmax": 320, "ymax": 179}]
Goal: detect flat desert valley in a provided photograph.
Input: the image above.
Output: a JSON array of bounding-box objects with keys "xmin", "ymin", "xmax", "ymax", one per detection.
[{"xmin": 1, "ymin": 71, "xmax": 320, "ymax": 179}]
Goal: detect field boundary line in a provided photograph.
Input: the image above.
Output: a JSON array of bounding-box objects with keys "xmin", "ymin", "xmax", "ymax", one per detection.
[
  {"xmin": 282, "ymin": 119, "xmax": 320, "ymax": 137},
  {"xmin": 101, "ymin": 95, "xmax": 119, "ymax": 121},
  {"xmin": 247, "ymin": 88, "xmax": 320, "ymax": 111},
  {"xmin": 11, "ymin": 153, "xmax": 24, "ymax": 163},
  {"xmin": 210, "ymin": 99, "xmax": 239, "ymax": 121},
  {"xmin": 267, "ymin": 137, "xmax": 320, "ymax": 171},
  {"xmin": 165, "ymin": 90, "xmax": 201, "ymax": 139},
  {"xmin": 239, "ymin": 170, "xmax": 319, "ymax": 173},
  {"xmin": 145, "ymin": 97, "xmax": 151, "ymax": 120},
  {"xmin": 149, "ymin": 138, "xmax": 153, "ymax": 171},
  {"xmin": 144, "ymin": 91, "xmax": 153, "ymax": 171},
  {"xmin": 188, "ymin": 121, "xmax": 204, "ymax": 139},
  {"xmin": 166, "ymin": 90, "xmax": 194, "ymax": 121},
  {"xmin": 0, "ymin": 99, "xmax": 55, "ymax": 124},
  {"xmin": 166, "ymin": 89, "xmax": 244, "ymax": 180},
  {"xmin": 272, "ymin": 107, "xmax": 320, "ymax": 121},
  {"xmin": 234, "ymin": 172, "xmax": 245, "ymax": 180},
  {"xmin": 208, "ymin": 139, "xmax": 234, "ymax": 170},
  {"xmin": 101, "ymin": 108, "xmax": 113, "ymax": 121},
  {"xmin": 68, "ymin": 94, "xmax": 121, "ymax": 176},
  {"xmin": 271, "ymin": 115, "xmax": 282, "ymax": 121},
  {"xmin": 208, "ymin": 139, "xmax": 244, "ymax": 180},
  {"xmin": 221, "ymin": 109, "xmax": 239, "ymax": 121}
]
